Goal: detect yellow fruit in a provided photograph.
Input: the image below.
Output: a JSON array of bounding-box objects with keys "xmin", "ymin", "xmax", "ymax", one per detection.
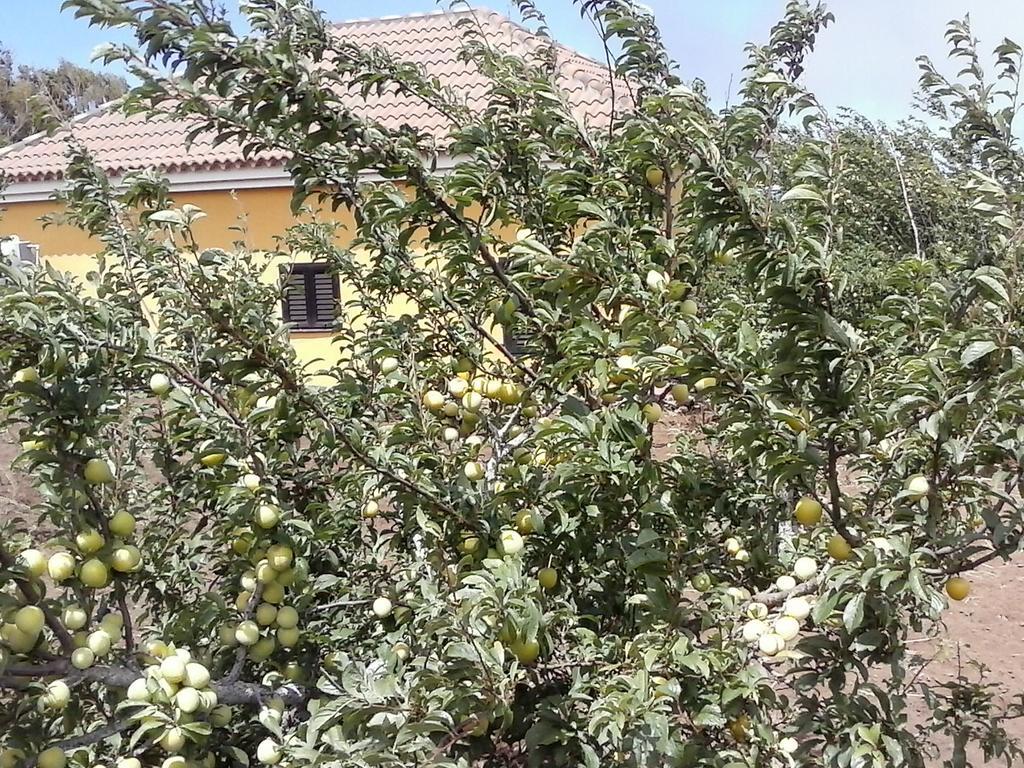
[
  {"xmin": 275, "ymin": 605, "xmax": 299, "ymax": 629},
  {"xmin": 87, "ymin": 629, "xmax": 112, "ymax": 656},
  {"xmin": 758, "ymin": 632, "xmax": 785, "ymax": 656},
  {"xmin": 108, "ymin": 510, "xmax": 136, "ymax": 537},
  {"xmin": 645, "ymin": 166, "xmax": 664, "ymax": 186},
  {"xmin": 511, "ymin": 639, "xmax": 540, "ymax": 665},
  {"xmin": 276, "ymin": 626, "xmax": 300, "ymax": 648},
  {"xmin": 256, "ymin": 561, "xmax": 278, "ymax": 584},
  {"xmin": 422, "ymin": 390, "xmax": 445, "ymax": 412},
  {"xmin": 538, "ymin": 567, "xmax": 558, "ymax": 590},
  {"xmin": 372, "ymin": 597, "xmax": 393, "ymax": 619},
  {"xmin": 741, "ymin": 619, "xmax": 768, "ymax": 643},
  {"xmin": 774, "ymin": 615, "xmax": 800, "ymax": 641},
  {"xmin": 18, "ymin": 548, "xmax": 47, "ymax": 577},
  {"xmin": 680, "ymin": 299, "xmax": 698, "ymax": 317},
  {"xmin": 826, "ymin": 534, "xmax": 852, "ymax": 561},
  {"xmin": 75, "ymin": 528, "xmax": 105, "ymax": 554},
  {"xmin": 159, "ymin": 726, "xmax": 186, "ymax": 753},
  {"xmin": 515, "ymin": 510, "xmax": 536, "ymax": 535},
  {"xmin": 793, "ymin": 556, "xmax": 818, "ymax": 581},
  {"xmin": 200, "ymin": 452, "xmax": 227, "ymax": 468},
  {"xmin": 379, "ymin": 356, "xmax": 400, "ymax": 375},
  {"xmin": 42, "ymin": 680, "xmax": 70, "ymax": 710},
  {"xmin": 234, "ymin": 621, "xmax": 260, "ymax": 646},
  {"xmin": 83, "ymin": 458, "xmax": 114, "ymax": 484},
  {"xmin": 209, "ymin": 705, "xmax": 233, "ymax": 727},
  {"xmin": 464, "ymin": 461, "xmax": 485, "ymax": 481},
  {"xmin": 281, "ymin": 661, "xmax": 304, "ymax": 681},
  {"xmin": 670, "ymin": 384, "xmax": 689, "ymax": 404},
  {"xmin": 497, "ymin": 382, "xmax": 522, "ymax": 405},
  {"xmin": 646, "ymin": 269, "xmax": 669, "ymax": 293},
  {"xmin": 458, "ymin": 535, "xmax": 481, "ymax": 555},
  {"xmin": 149, "ymin": 373, "xmax": 172, "ymax": 396},
  {"xmin": 783, "ymin": 597, "xmax": 811, "ymax": 621},
  {"xmin": 1, "ymin": 622, "xmax": 35, "ymax": 653},
  {"xmin": 255, "ymin": 504, "xmax": 281, "ymax": 529},
  {"xmin": 62, "ymin": 604, "xmax": 88, "ymax": 630},
  {"xmin": 499, "ymin": 530, "xmax": 524, "ymax": 556},
  {"xmin": 262, "ymin": 582, "xmax": 285, "ymax": 604},
  {"xmin": 643, "ymin": 403, "xmax": 663, "ymax": 424},
  {"xmin": 462, "ymin": 391, "xmax": 483, "ymax": 413},
  {"xmin": 256, "ymin": 738, "xmax": 282, "ymax": 765},
  {"xmin": 906, "ymin": 475, "xmax": 930, "ymax": 500},
  {"xmin": 175, "ymin": 686, "xmax": 201, "ymax": 713},
  {"xmin": 362, "ymin": 499, "xmax": 379, "ymax": 519},
  {"xmin": 256, "ymin": 603, "xmax": 278, "ymax": 626},
  {"xmin": 249, "ymin": 636, "xmax": 276, "ymax": 660},
  {"xmin": 160, "ymin": 654, "xmax": 186, "ymax": 682},
  {"xmin": 694, "ymin": 376, "xmax": 717, "ymax": 392},
  {"xmin": 14, "ymin": 605, "xmax": 45, "ymax": 636},
  {"xmin": 447, "ymin": 377, "xmax": 469, "ymax": 398},
  {"xmin": 724, "ymin": 537, "xmax": 741, "ymax": 556},
  {"xmin": 775, "ymin": 575, "xmax": 797, "ymax": 591},
  {"xmin": 12, "ymin": 367, "xmax": 39, "ymax": 384},
  {"xmin": 37, "ymin": 747, "xmax": 67, "ymax": 768},
  {"xmin": 945, "ymin": 577, "xmax": 970, "ymax": 601},
  {"xmin": 267, "ymin": 544, "xmax": 294, "ymax": 571},
  {"xmin": 71, "ymin": 647, "xmax": 95, "ymax": 669},
  {"xmin": 231, "ymin": 533, "xmax": 253, "ymax": 556},
  {"xmin": 111, "ymin": 545, "xmax": 142, "ymax": 573},
  {"xmin": 80, "ymin": 558, "xmax": 110, "ymax": 588},
  {"xmin": 714, "ymin": 250, "xmax": 736, "ymax": 266},
  {"xmin": 794, "ymin": 496, "xmax": 822, "ymax": 526}
]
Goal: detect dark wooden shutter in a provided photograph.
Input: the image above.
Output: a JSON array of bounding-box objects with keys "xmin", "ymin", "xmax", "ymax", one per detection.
[
  {"xmin": 281, "ymin": 264, "xmax": 338, "ymax": 330},
  {"xmin": 311, "ymin": 269, "xmax": 338, "ymax": 328},
  {"xmin": 282, "ymin": 270, "xmax": 310, "ymax": 327},
  {"xmin": 504, "ymin": 323, "xmax": 537, "ymax": 358}
]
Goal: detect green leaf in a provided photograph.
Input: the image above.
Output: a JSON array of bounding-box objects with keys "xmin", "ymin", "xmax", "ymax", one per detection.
[
  {"xmin": 843, "ymin": 592, "xmax": 866, "ymax": 633},
  {"xmin": 780, "ymin": 185, "xmax": 825, "ymax": 204},
  {"xmin": 961, "ymin": 340, "xmax": 998, "ymax": 366}
]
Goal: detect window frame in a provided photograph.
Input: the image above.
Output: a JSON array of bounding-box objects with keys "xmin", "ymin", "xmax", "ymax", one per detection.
[{"xmin": 280, "ymin": 262, "xmax": 340, "ymax": 332}]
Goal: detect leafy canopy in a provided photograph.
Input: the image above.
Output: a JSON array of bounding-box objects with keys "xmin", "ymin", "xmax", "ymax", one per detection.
[{"xmin": 1, "ymin": 2, "xmax": 1023, "ymax": 767}]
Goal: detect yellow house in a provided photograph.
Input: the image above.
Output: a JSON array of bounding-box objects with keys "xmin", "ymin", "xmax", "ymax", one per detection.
[{"xmin": 0, "ymin": 8, "xmax": 616, "ymax": 366}]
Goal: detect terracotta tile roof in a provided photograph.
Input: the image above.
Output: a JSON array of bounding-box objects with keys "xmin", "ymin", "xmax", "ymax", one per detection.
[{"xmin": 0, "ymin": 8, "xmax": 619, "ymax": 185}]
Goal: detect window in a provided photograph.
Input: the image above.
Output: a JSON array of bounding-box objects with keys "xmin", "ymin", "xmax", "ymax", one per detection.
[
  {"xmin": 281, "ymin": 263, "xmax": 339, "ymax": 331},
  {"xmin": 503, "ymin": 322, "xmax": 539, "ymax": 358}
]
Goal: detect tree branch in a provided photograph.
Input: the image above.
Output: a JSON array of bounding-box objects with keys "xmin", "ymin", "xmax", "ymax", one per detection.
[{"xmin": 0, "ymin": 661, "xmax": 307, "ymax": 706}]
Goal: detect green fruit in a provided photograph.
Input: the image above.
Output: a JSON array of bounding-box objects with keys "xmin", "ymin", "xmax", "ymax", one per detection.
[
  {"xmin": 538, "ymin": 567, "xmax": 558, "ymax": 590},
  {"xmin": 80, "ymin": 558, "xmax": 110, "ymax": 588},
  {"xmin": 793, "ymin": 497, "xmax": 822, "ymax": 526},
  {"xmin": 510, "ymin": 639, "xmax": 540, "ymax": 665},
  {"xmin": 47, "ymin": 552, "xmax": 76, "ymax": 582},
  {"xmin": 108, "ymin": 511, "xmax": 136, "ymax": 537},
  {"xmin": 83, "ymin": 458, "xmax": 114, "ymax": 484},
  {"xmin": 18, "ymin": 548, "xmax": 46, "ymax": 577},
  {"xmin": 14, "ymin": 605, "xmax": 44, "ymax": 636}
]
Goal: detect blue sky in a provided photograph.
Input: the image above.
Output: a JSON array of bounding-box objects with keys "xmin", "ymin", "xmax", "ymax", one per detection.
[{"xmin": 2, "ymin": 1, "xmax": 1023, "ymax": 123}]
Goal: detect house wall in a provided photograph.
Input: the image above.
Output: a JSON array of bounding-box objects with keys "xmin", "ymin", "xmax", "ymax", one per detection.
[{"xmin": 1, "ymin": 187, "xmax": 374, "ymax": 371}]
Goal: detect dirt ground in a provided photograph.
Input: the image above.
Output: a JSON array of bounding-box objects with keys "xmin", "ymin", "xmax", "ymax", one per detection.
[{"xmin": 2, "ymin": 412, "xmax": 1022, "ymax": 763}]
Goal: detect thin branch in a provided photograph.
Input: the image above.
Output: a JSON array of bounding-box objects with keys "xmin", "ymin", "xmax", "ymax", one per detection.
[{"xmin": 0, "ymin": 661, "xmax": 307, "ymax": 706}]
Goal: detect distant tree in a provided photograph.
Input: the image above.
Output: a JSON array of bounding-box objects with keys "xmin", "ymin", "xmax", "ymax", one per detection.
[{"xmin": 0, "ymin": 43, "xmax": 127, "ymax": 146}]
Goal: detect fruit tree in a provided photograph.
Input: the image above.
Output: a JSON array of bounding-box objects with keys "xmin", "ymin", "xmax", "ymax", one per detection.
[{"xmin": 2, "ymin": 1, "xmax": 1024, "ymax": 766}]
